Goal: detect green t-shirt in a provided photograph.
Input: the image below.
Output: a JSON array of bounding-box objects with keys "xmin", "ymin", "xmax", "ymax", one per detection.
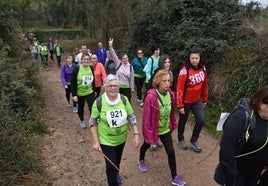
[
  {"xmin": 39, "ymin": 45, "xmax": 48, "ymax": 55},
  {"xmin": 156, "ymin": 90, "xmax": 171, "ymax": 135},
  {"xmin": 91, "ymin": 94, "xmax": 134, "ymax": 146},
  {"xmin": 77, "ymin": 66, "xmax": 94, "ymax": 96},
  {"xmin": 54, "ymin": 45, "xmax": 62, "ymax": 56}
]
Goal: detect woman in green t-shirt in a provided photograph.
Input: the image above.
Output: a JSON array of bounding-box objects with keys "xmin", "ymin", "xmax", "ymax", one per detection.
[
  {"xmin": 89, "ymin": 74, "xmax": 140, "ymax": 186},
  {"xmin": 71, "ymin": 54, "xmax": 95, "ymax": 129},
  {"xmin": 138, "ymin": 70, "xmax": 186, "ymax": 186}
]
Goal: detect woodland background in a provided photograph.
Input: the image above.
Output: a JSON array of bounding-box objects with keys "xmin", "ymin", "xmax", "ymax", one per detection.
[{"xmin": 0, "ymin": 0, "xmax": 268, "ymax": 185}]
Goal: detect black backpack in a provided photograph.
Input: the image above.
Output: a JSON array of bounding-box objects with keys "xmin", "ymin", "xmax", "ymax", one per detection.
[
  {"xmin": 222, "ymin": 98, "xmax": 256, "ymax": 157},
  {"xmin": 106, "ymin": 59, "xmax": 116, "ymax": 75}
]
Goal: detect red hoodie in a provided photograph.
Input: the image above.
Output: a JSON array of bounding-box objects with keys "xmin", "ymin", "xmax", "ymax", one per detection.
[{"xmin": 176, "ymin": 66, "xmax": 208, "ymax": 109}]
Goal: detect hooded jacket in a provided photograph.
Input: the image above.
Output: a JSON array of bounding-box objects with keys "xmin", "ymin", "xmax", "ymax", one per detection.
[
  {"xmin": 142, "ymin": 88, "xmax": 177, "ymax": 144},
  {"xmin": 176, "ymin": 66, "xmax": 208, "ymax": 108},
  {"xmin": 218, "ymin": 98, "xmax": 268, "ymax": 184}
]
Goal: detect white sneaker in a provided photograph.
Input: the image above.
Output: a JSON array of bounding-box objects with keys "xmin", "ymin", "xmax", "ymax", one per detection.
[
  {"xmin": 73, "ymin": 107, "xmax": 78, "ymax": 113},
  {"xmin": 66, "ymin": 101, "xmax": 71, "ymax": 107},
  {"xmin": 80, "ymin": 121, "xmax": 86, "ymax": 129},
  {"xmin": 151, "ymin": 144, "xmax": 157, "ymax": 150}
]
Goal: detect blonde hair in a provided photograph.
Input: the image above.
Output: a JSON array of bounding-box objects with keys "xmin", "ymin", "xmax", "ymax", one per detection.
[{"xmin": 152, "ymin": 69, "xmax": 171, "ymax": 88}]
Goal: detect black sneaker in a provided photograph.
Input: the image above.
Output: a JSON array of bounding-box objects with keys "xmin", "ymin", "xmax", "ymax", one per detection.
[
  {"xmin": 178, "ymin": 140, "xmax": 187, "ymax": 150},
  {"xmin": 189, "ymin": 141, "xmax": 202, "ymax": 153}
]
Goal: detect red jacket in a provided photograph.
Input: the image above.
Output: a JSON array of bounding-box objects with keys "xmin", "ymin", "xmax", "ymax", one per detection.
[
  {"xmin": 91, "ymin": 62, "xmax": 107, "ymax": 87},
  {"xmin": 176, "ymin": 66, "xmax": 208, "ymax": 109}
]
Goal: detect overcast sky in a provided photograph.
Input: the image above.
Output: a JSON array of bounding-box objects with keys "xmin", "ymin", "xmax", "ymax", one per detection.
[{"xmin": 242, "ymin": 0, "xmax": 268, "ymax": 8}]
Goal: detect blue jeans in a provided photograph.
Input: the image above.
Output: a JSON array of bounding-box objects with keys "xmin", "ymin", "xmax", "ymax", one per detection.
[{"xmin": 177, "ymin": 99, "xmax": 204, "ymax": 142}]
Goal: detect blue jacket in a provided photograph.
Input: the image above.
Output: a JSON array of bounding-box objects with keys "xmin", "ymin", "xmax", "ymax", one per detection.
[
  {"xmin": 95, "ymin": 47, "xmax": 107, "ymax": 64},
  {"xmin": 60, "ymin": 63, "xmax": 77, "ymax": 86},
  {"xmin": 131, "ymin": 57, "xmax": 147, "ymax": 76}
]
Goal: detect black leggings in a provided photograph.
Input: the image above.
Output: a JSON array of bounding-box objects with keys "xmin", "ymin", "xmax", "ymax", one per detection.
[
  {"xmin": 119, "ymin": 87, "xmax": 131, "ymax": 103},
  {"xmin": 134, "ymin": 76, "xmax": 145, "ymax": 100},
  {"xmin": 95, "ymin": 87, "xmax": 101, "ymax": 98},
  {"xmin": 101, "ymin": 142, "xmax": 125, "ymax": 186},
  {"xmin": 65, "ymin": 85, "xmax": 77, "ymax": 107},
  {"xmin": 77, "ymin": 92, "xmax": 95, "ymax": 121},
  {"xmin": 139, "ymin": 131, "xmax": 177, "ymax": 178}
]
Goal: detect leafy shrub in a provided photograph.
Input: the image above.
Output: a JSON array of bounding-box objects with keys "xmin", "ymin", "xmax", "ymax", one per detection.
[
  {"xmin": 209, "ymin": 39, "xmax": 268, "ymax": 120},
  {"xmin": 0, "ymin": 36, "xmax": 49, "ymax": 185},
  {"xmin": 61, "ymin": 38, "xmax": 99, "ymax": 54},
  {"xmin": 32, "ymin": 28, "xmax": 85, "ymax": 42}
]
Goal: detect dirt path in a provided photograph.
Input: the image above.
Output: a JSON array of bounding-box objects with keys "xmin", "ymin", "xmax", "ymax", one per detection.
[{"xmin": 41, "ymin": 60, "xmax": 220, "ymax": 186}]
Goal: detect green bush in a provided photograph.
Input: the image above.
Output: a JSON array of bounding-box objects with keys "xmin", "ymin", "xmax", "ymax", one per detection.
[
  {"xmin": 0, "ymin": 38, "xmax": 49, "ymax": 185},
  {"xmin": 208, "ymin": 40, "xmax": 268, "ymax": 124},
  {"xmin": 32, "ymin": 28, "xmax": 85, "ymax": 42},
  {"xmin": 61, "ymin": 38, "xmax": 99, "ymax": 54}
]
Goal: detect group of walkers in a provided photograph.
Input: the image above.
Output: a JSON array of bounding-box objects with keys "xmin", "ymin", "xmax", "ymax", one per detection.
[
  {"xmin": 28, "ymin": 36, "xmax": 64, "ymax": 68},
  {"xmin": 58, "ymin": 38, "xmax": 267, "ymax": 186}
]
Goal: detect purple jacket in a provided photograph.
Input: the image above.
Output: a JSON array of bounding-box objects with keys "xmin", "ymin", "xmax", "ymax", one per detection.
[
  {"xmin": 142, "ymin": 88, "xmax": 177, "ymax": 144},
  {"xmin": 60, "ymin": 63, "xmax": 77, "ymax": 86}
]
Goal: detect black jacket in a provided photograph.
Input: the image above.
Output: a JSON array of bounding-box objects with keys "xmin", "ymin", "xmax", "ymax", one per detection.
[{"xmin": 219, "ymin": 98, "xmax": 268, "ymax": 183}]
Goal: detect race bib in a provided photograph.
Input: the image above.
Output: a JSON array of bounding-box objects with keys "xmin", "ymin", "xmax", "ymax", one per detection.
[
  {"xmin": 106, "ymin": 109, "xmax": 127, "ymax": 128},
  {"xmin": 82, "ymin": 75, "xmax": 93, "ymax": 86}
]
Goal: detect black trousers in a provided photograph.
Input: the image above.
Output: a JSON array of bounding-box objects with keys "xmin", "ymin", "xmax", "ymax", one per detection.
[
  {"xmin": 134, "ymin": 76, "xmax": 145, "ymax": 100},
  {"xmin": 139, "ymin": 131, "xmax": 177, "ymax": 178},
  {"xmin": 101, "ymin": 142, "xmax": 125, "ymax": 186},
  {"xmin": 77, "ymin": 92, "xmax": 94, "ymax": 121},
  {"xmin": 177, "ymin": 99, "xmax": 204, "ymax": 142},
  {"xmin": 95, "ymin": 87, "xmax": 101, "ymax": 98},
  {"xmin": 65, "ymin": 85, "xmax": 77, "ymax": 107},
  {"xmin": 119, "ymin": 87, "xmax": 131, "ymax": 103}
]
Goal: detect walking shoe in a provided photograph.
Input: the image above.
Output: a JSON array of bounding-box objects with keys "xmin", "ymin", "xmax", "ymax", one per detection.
[
  {"xmin": 80, "ymin": 121, "xmax": 86, "ymax": 129},
  {"xmin": 190, "ymin": 141, "xmax": 202, "ymax": 153},
  {"xmin": 116, "ymin": 172, "xmax": 123, "ymax": 185},
  {"xmin": 73, "ymin": 107, "xmax": 78, "ymax": 113},
  {"xmin": 178, "ymin": 140, "xmax": 187, "ymax": 150},
  {"xmin": 66, "ymin": 101, "xmax": 71, "ymax": 107},
  {"xmin": 171, "ymin": 175, "xmax": 186, "ymax": 186},
  {"xmin": 151, "ymin": 144, "xmax": 157, "ymax": 150},
  {"xmin": 138, "ymin": 160, "xmax": 148, "ymax": 172},
  {"xmin": 158, "ymin": 138, "xmax": 163, "ymax": 147}
]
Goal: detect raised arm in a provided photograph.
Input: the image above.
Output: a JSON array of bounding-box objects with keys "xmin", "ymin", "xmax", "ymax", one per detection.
[{"xmin": 108, "ymin": 38, "xmax": 121, "ymax": 67}]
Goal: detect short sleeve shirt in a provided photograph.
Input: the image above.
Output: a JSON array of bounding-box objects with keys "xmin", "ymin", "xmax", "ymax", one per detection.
[{"xmin": 91, "ymin": 95, "xmax": 134, "ymax": 146}]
